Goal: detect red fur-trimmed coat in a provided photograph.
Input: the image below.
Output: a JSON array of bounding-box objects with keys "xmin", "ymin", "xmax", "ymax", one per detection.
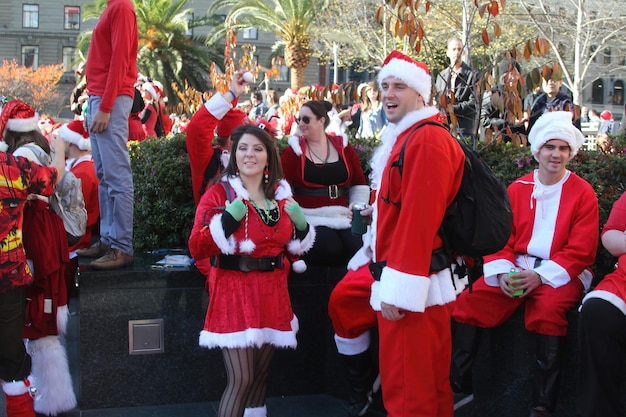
[
  {"xmin": 370, "ymin": 107, "xmax": 465, "ymax": 313},
  {"xmin": 188, "ymin": 176, "xmax": 315, "ymax": 349},
  {"xmin": 186, "ymin": 94, "xmax": 234, "ymax": 204}
]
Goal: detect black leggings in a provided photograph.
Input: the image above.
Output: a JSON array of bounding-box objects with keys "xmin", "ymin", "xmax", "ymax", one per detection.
[
  {"xmin": 578, "ymin": 297, "xmax": 626, "ymax": 417},
  {"xmin": 0, "ymin": 287, "xmax": 31, "ymax": 382},
  {"xmin": 218, "ymin": 344, "xmax": 275, "ymax": 417}
]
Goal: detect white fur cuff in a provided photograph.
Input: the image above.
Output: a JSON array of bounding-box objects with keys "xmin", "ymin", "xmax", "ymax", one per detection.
[{"xmin": 209, "ymin": 213, "xmax": 236, "ymax": 254}]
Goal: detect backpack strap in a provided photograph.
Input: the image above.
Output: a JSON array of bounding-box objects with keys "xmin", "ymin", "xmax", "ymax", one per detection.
[
  {"xmin": 221, "ymin": 181, "xmax": 235, "ymax": 203},
  {"xmin": 396, "ymin": 120, "xmax": 450, "ymax": 177}
]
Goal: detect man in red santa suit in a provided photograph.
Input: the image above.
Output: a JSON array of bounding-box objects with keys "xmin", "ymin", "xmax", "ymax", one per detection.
[
  {"xmin": 186, "ymin": 73, "xmax": 250, "ymax": 206},
  {"xmin": 329, "ymin": 50, "xmax": 466, "ymax": 417},
  {"xmin": 186, "ymin": 73, "xmax": 250, "ymax": 279},
  {"xmin": 451, "ymin": 111, "xmax": 598, "ymax": 417}
]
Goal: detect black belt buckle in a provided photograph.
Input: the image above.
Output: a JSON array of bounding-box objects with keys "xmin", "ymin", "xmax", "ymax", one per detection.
[
  {"xmin": 329, "ymin": 184, "xmax": 339, "ymax": 199},
  {"xmin": 259, "ymin": 255, "xmax": 282, "ymax": 271},
  {"xmin": 369, "ymin": 261, "xmax": 386, "ymax": 281}
]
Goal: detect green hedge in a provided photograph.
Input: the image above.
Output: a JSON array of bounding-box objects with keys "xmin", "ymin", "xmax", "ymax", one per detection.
[
  {"xmin": 130, "ymin": 132, "xmax": 626, "ymax": 284},
  {"xmin": 130, "ymin": 134, "xmax": 196, "ymax": 253}
]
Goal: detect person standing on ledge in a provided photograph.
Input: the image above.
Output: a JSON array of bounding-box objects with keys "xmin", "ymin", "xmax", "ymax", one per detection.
[{"xmin": 79, "ymin": 0, "xmax": 138, "ymax": 270}]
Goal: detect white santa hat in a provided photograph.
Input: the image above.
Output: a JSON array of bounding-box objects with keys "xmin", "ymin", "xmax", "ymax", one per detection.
[
  {"xmin": 59, "ymin": 120, "xmax": 91, "ymax": 151},
  {"xmin": 0, "ymin": 99, "xmax": 39, "ymax": 152},
  {"xmin": 528, "ymin": 111, "xmax": 584, "ymax": 161},
  {"xmin": 377, "ymin": 50, "xmax": 432, "ymax": 103}
]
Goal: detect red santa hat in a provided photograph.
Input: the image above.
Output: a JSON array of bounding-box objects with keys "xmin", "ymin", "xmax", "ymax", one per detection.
[
  {"xmin": 377, "ymin": 50, "xmax": 432, "ymax": 103},
  {"xmin": 0, "ymin": 99, "xmax": 39, "ymax": 152},
  {"xmin": 59, "ymin": 120, "xmax": 91, "ymax": 151},
  {"xmin": 216, "ymin": 108, "xmax": 249, "ymax": 138},
  {"xmin": 600, "ymin": 110, "xmax": 612, "ymax": 121},
  {"xmin": 142, "ymin": 82, "xmax": 160, "ymax": 101},
  {"xmin": 528, "ymin": 111, "xmax": 584, "ymax": 161}
]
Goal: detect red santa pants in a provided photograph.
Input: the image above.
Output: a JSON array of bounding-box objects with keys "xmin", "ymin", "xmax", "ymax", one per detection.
[
  {"xmin": 378, "ymin": 304, "xmax": 454, "ymax": 417},
  {"xmin": 328, "ymin": 264, "xmax": 377, "ymax": 341},
  {"xmin": 452, "ymin": 276, "xmax": 584, "ymax": 336}
]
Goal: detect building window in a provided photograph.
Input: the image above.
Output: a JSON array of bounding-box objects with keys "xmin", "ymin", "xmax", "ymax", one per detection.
[
  {"xmin": 277, "ymin": 61, "xmax": 289, "ymax": 82},
  {"xmin": 22, "ymin": 46, "xmax": 39, "ymax": 69},
  {"xmin": 23, "ymin": 4, "xmax": 39, "ymax": 28},
  {"xmin": 591, "ymin": 78, "xmax": 604, "ymax": 105},
  {"xmin": 64, "ymin": 6, "xmax": 80, "ymax": 30},
  {"xmin": 613, "ymin": 80, "xmax": 624, "ymax": 106},
  {"xmin": 242, "ymin": 28, "xmax": 258, "ymax": 40},
  {"xmin": 62, "ymin": 47, "xmax": 75, "ymax": 72},
  {"xmin": 603, "ymin": 47, "xmax": 611, "ymax": 65},
  {"xmin": 590, "ymin": 45, "xmax": 597, "ymax": 63}
]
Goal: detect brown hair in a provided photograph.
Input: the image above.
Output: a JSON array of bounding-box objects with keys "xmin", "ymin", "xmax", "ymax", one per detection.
[
  {"xmin": 4, "ymin": 129, "xmax": 50, "ymax": 155},
  {"xmin": 225, "ymin": 125, "xmax": 283, "ymax": 199},
  {"xmin": 301, "ymin": 100, "xmax": 331, "ymax": 129}
]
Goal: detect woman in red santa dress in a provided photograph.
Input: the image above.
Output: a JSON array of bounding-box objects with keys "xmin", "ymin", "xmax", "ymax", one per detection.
[
  {"xmin": 1, "ymin": 100, "xmax": 77, "ymax": 416},
  {"xmin": 281, "ymin": 99, "xmax": 369, "ymax": 267},
  {"xmin": 188, "ymin": 124, "xmax": 315, "ymax": 417}
]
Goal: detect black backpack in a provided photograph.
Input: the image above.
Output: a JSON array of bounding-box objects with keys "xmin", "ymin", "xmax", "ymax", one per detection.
[{"xmin": 397, "ymin": 121, "xmax": 513, "ymax": 283}]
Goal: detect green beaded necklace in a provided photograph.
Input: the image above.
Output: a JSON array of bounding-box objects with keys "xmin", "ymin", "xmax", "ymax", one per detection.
[{"xmin": 250, "ymin": 198, "xmax": 280, "ymax": 224}]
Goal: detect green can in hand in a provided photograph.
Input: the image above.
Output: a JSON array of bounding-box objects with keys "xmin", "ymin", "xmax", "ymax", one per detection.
[{"xmin": 509, "ymin": 267, "xmax": 524, "ymax": 297}]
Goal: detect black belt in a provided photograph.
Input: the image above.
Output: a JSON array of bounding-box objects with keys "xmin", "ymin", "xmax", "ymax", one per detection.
[
  {"xmin": 369, "ymin": 248, "xmax": 453, "ymax": 281},
  {"xmin": 210, "ymin": 254, "xmax": 284, "ymax": 272},
  {"xmin": 294, "ymin": 185, "xmax": 348, "ymax": 199}
]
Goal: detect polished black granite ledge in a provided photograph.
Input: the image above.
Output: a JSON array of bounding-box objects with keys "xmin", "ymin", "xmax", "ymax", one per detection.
[
  {"xmin": 76, "ymin": 255, "xmax": 351, "ymax": 410},
  {"xmin": 0, "ymin": 255, "xmax": 590, "ymax": 417}
]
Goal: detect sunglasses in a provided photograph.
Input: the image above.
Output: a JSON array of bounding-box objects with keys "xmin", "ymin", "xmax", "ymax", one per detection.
[{"xmin": 296, "ymin": 115, "xmax": 313, "ymax": 124}]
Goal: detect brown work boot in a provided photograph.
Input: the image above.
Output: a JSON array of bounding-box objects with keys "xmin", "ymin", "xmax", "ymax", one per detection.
[
  {"xmin": 76, "ymin": 241, "xmax": 110, "ymax": 258},
  {"xmin": 90, "ymin": 249, "xmax": 134, "ymax": 270}
]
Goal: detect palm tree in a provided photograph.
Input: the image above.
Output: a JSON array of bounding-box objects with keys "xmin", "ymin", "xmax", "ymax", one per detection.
[
  {"xmin": 77, "ymin": 0, "xmax": 222, "ymax": 105},
  {"xmin": 206, "ymin": 0, "xmax": 329, "ymax": 90}
]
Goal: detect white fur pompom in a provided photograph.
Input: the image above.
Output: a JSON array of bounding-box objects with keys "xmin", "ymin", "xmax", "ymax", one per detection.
[
  {"xmin": 0, "ymin": 141, "xmax": 8, "ymax": 152},
  {"xmin": 292, "ymin": 259, "xmax": 307, "ymax": 273},
  {"xmin": 239, "ymin": 239, "xmax": 256, "ymax": 254}
]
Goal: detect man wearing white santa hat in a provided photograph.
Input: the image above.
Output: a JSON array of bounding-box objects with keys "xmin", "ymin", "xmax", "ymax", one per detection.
[
  {"xmin": 451, "ymin": 111, "xmax": 598, "ymax": 417},
  {"xmin": 329, "ymin": 50, "xmax": 466, "ymax": 417}
]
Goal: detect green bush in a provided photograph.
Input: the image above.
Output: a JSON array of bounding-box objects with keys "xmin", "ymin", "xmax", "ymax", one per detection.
[
  {"xmin": 130, "ymin": 134, "xmax": 196, "ymax": 253},
  {"xmin": 130, "ymin": 130, "xmax": 626, "ymax": 285}
]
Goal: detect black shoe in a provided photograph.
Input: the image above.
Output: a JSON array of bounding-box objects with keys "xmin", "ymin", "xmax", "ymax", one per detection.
[
  {"xmin": 347, "ymin": 373, "xmax": 380, "ymax": 417},
  {"xmin": 453, "ymin": 391, "xmax": 474, "ymax": 411}
]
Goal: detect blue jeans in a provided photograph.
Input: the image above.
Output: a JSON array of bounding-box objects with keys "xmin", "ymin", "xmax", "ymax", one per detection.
[
  {"xmin": 0, "ymin": 287, "xmax": 31, "ymax": 382},
  {"xmin": 87, "ymin": 95, "xmax": 134, "ymax": 255}
]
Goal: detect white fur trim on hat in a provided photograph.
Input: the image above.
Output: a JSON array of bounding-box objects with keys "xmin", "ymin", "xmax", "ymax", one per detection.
[
  {"xmin": 528, "ymin": 111, "xmax": 584, "ymax": 161},
  {"xmin": 378, "ymin": 50, "xmax": 431, "ymax": 103},
  {"xmin": 142, "ymin": 82, "xmax": 159, "ymax": 100},
  {"xmin": 59, "ymin": 123, "xmax": 90, "ymax": 151},
  {"xmin": 6, "ymin": 114, "xmax": 39, "ymax": 133}
]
